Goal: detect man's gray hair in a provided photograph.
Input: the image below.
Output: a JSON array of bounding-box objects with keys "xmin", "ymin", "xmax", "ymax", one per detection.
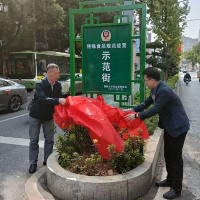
[{"xmin": 46, "ymin": 63, "xmax": 59, "ymax": 71}]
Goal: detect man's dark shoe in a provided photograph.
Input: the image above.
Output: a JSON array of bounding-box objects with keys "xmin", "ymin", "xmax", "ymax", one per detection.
[
  {"xmin": 29, "ymin": 164, "xmax": 37, "ymax": 174},
  {"xmin": 156, "ymin": 179, "xmax": 171, "ymax": 187},
  {"xmin": 163, "ymin": 189, "xmax": 181, "ymax": 199},
  {"xmin": 43, "ymin": 161, "xmax": 46, "ymax": 166}
]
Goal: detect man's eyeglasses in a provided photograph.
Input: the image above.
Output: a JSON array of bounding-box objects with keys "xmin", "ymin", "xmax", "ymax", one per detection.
[{"xmin": 144, "ymin": 79, "xmax": 152, "ymax": 82}]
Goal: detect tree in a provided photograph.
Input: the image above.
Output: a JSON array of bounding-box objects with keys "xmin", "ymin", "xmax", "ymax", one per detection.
[
  {"xmin": 183, "ymin": 50, "xmax": 196, "ymax": 67},
  {"xmin": 137, "ymin": 0, "xmax": 190, "ymax": 80},
  {"xmin": 19, "ymin": 0, "xmax": 65, "ymax": 51},
  {"xmin": 0, "ymin": 0, "xmax": 25, "ymax": 75},
  {"xmin": 51, "ymin": 0, "xmax": 119, "ymax": 55},
  {"xmin": 0, "ymin": 0, "xmax": 65, "ymax": 75},
  {"xmin": 184, "ymin": 42, "xmax": 200, "ymax": 68}
]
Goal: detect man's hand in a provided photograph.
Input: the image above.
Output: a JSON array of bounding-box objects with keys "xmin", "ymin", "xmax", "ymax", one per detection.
[
  {"xmin": 59, "ymin": 98, "xmax": 67, "ymax": 105},
  {"xmin": 125, "ymin": 113, "xmax": 138, "ymax": 122}
]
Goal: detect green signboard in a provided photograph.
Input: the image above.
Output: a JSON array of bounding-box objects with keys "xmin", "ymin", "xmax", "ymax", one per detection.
[{"xmin": 82, "ymin": 23, "xmax": 132, "ymax": 94}]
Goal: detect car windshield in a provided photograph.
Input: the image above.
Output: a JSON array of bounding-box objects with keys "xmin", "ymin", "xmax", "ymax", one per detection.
[{"xmin": 58, "ymin": 74, "xmax": 70, "ymax": 81}]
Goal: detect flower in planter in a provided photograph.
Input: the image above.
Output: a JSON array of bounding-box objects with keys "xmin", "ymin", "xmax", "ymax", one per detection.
[{"xmin": 93, "ymin": 139, "xmax": 98, "ymax": 144}]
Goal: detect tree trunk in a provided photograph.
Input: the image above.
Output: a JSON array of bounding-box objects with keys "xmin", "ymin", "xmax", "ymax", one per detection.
[
  {"xmin": 43, "ymin": 0, "xmax": 48, "ymax": 50},
  {"xmin": 162, "ymin": 69, "xmax": 168, "ymax": 81},
  {"xmin": 32, "ymin": 0, "xmax": 36, "ymax": 51}
]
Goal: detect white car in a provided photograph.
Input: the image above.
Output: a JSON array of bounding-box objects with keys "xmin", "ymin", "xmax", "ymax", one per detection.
[{"xmin": 58, "ymin": 74, "xmax": 82, "ymax": 96}]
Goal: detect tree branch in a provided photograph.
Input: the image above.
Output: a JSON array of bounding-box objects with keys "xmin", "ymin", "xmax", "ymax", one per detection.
[{"xmin": 2, "ymin": 5, "xmax": 24, "ymax": 50}]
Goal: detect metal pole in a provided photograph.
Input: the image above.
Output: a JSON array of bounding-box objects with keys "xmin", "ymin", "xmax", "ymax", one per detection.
[
  {"xmin": 140, "ymin": 5, "xmax": 146, "ymax": 103},
  {"xmin": 69, "ymin": 10, "xmax": 75, "ymax": 96}
]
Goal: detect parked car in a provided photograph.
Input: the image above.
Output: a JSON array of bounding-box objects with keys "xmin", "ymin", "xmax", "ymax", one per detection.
[
  {"xmin": 197, "ymin": 71, "xmax": 200, "ymax": 78},
  {"xmin": 58, "ymin": 74, "xmax": 82, "ymax": 96},
  {"xmin": 0, "ymin": 78, "xmax": 27, "ymax": 112}
]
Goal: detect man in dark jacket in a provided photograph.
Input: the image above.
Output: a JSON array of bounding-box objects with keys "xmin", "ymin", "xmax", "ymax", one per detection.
[
  {"xmin": 29, "ymin": 63, "xmax": 66, "ymax": 174},
  {"xmin": 126, "ymin": 67, "xmax": 189, "ymax": 199}
]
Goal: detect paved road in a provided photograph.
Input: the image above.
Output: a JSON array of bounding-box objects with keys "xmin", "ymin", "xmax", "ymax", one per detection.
[{"xmin": 180, "ymin": 71, "xmax": 200, "ymax": 200}]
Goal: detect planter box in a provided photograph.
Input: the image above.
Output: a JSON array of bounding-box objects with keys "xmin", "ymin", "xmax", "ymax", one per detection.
[{"xmin": 47, "ymin": 127, "xmax": 163, "ymax": 200}]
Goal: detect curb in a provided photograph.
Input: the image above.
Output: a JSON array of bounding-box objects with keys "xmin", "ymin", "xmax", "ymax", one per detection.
[{"xmin": 25, "ymin": 166, "xmax": 55, "ymax": 200}]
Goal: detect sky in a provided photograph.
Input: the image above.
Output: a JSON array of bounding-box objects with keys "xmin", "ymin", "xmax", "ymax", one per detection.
[{"xmin": 183, "ymin": 0, "xmax": 200, "ymax": 39}]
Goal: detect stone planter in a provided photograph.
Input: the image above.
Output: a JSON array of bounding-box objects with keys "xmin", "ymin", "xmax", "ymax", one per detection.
[{"xmin": 47, "ymin": 127, "xmax": 163, "ymax": 200}]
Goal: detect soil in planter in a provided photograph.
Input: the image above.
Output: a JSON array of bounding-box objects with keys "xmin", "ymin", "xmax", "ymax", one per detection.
[{"xmin": 68, "ymin": 154, "xmax": 119, "ymax": 176}]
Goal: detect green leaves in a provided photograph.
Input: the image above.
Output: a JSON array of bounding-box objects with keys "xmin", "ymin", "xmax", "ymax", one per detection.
[
  {"xmin": 184, "ymin": 41, "xmax": 200, "ymax": 67},
  {"xmin": 108, "ymin": 135, "xmax": 145, "ymax": 174},
  {"xmin": 0, "ymin": 0, "xmax": 65, "ymax": 53},
  {"xmin": 141, "ymin": 0, "xmax": 190, "ymax": 79},
  {"xmin": 55, "ymin": 124, "xmax": 145, "ymax": 175}
]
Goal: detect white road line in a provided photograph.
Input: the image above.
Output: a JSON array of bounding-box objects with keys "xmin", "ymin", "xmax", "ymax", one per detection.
[
  {"xmin": 0, "ymin": 113, "xmax": 29, "ymax": 123},
  {"xmin": 0, "ymin": 136, "xmax": 44, "ymax": 148}
]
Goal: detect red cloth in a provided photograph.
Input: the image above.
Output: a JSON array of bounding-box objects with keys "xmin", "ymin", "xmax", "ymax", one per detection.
[{"xmin": 53, "ymin": 95, "xmax": 149, "ymax": 159}]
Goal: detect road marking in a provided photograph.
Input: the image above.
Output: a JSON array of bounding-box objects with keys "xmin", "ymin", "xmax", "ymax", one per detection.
[
  {"xmin": 184, "ymin": 151, "xmax": 200, "ymax": 154},
  {"xmin": 0, "ymin": 113, "xmax": 29, "ymax": 123},
  {"xmin": 0, "ymin": 136, "xmax": 44, "ymax": 148}
]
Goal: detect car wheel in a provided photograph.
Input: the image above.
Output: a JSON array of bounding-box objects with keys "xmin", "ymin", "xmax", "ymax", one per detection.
[{"xmin": 8, "ymin": 96, "xmax": 22, "ymax": 112}]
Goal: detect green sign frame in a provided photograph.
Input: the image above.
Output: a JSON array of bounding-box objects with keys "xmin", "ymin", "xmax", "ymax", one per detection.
[
  {"xmin": 82, "ymin": 23, "xmax": 132, "ymax": 95},
  {"xmin": 69, "ymin": 0, "xmax": 147, "ymax": 106}
]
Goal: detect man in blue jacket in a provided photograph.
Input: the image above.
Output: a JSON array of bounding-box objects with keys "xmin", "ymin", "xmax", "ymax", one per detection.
[
  {"xmin": 29, "ymin": 63, "xmax": 66, "ymax": 174},
  {"xmin": 126, "ymin": 67, "xmax": 189, "ymax": 199}
]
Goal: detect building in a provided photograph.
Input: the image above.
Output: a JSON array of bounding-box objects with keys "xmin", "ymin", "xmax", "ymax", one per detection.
[{"xmin": 182, "ymin": 36, "xmax": 198, "ymax": 51}]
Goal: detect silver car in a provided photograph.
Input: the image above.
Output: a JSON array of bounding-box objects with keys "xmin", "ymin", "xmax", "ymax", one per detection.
[
  {"xmin": 0, "ymin": 78, "xmax": 27, "ymax": 112},
  {"xmin": 58, "ymin": 74, "xmax": 82, "ymax": 96}
]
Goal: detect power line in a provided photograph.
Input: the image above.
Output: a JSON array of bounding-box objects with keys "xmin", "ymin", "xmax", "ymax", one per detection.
[{"xmin": 186, "ymin": 18, "xmax": 200, "ymax": 21}]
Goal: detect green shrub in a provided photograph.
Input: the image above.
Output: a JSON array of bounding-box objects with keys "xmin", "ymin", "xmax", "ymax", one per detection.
[
  {"xmin": 166, "ymin": 74, "xmax": 178, "ymax": 89},
  {"xmin": 55, "ymin": 125, "xmax": 145, "ymax": 176},
  {"xmin": 108, "ymin": 134, "xmax": 144, "ymax": 173}
]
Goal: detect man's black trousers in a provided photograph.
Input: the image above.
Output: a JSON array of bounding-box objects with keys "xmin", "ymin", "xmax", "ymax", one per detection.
[{"xmin": 164, "ymin": 130, "xmax": 187, "ymax": 193}]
